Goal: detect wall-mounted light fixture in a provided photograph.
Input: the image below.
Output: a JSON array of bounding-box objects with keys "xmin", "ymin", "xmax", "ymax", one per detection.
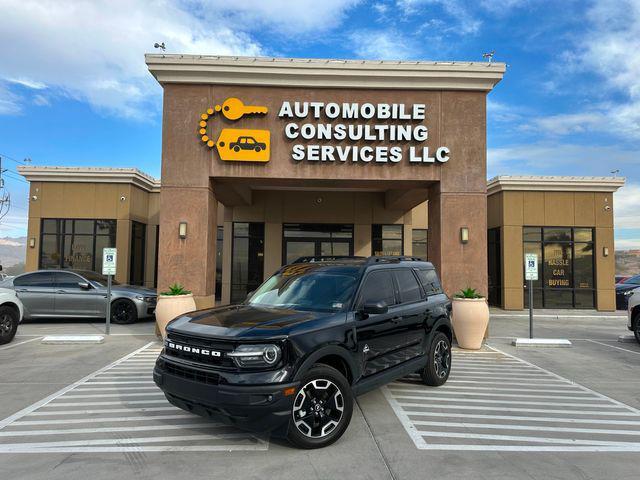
[
  {"xmin": 460, "ymin": 227, "xmax": 469, "ymax": 244},
  {"xmin": 178, "ymin": 222, "xmax": 188, "ymax": 239},
  {"xmin": 29, "ymin": 237, "xmax": 36, "ymax": 248},
  {"xmin": 603, "ymin": 246, "xmax": 609, "ymax": 257}
]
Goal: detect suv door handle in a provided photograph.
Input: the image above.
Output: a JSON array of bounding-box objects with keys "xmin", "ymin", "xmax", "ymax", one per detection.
[
  {"xmin": 15, "ymin": 288, "xmax": 27, "ymax": 293},
  {"xmin": 390, "ymin": 316, "xmax": 401, "ymax": 323}
]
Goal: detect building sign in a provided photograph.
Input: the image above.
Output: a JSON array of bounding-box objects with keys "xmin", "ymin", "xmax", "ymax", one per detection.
[
  {"xmin": 198, "ymin": 98, "xmax": 450, "ymax": 165},
  {"xmin": 545, "ymin": 247, "xmax": 570, "ymax": 287},
  {"xmin": 279, "ymin": 101, "xmax": 449, "ymax": 164},
  {"xmin": 102, "ymin": 248, "xmax": 117, "ymax": 276},
  {"xmin": 198, "ymin": 98, "xmax": 270, "ymax": 162}
]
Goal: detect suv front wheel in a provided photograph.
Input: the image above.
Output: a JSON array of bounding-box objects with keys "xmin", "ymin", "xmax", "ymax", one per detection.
[
  {"xmin": 634, "ymin": 312, "xmax": 640, "ymax": 344},
  {"xmin": 287, "ymin": 364, "xmax": 353, "ymax": 449},
  {"xmin": 421, "ymin": 331, "xmax": 451, "ymax": 386}
]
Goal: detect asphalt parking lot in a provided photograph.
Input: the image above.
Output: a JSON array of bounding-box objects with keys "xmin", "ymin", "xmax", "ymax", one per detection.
[{"xmin": 1, "ymin": 312, "xmax": 639, "ymax": 480}]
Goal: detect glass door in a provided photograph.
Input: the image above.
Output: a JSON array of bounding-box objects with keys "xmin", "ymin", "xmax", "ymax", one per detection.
[{"xmin": 283, "ymin": 224, "xmax": 354, "ymax": 264}]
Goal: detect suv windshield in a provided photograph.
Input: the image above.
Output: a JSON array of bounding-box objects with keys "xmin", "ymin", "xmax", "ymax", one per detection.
[{"xmin": 247, "ymin": 265, "xmax": 359, "ymax": 312}]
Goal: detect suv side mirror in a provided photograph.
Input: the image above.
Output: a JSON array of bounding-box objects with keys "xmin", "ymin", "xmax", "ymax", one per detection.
[
  {"xmin": 78, "ymin": 282, "xmax": 91, "ymax": 290},
  {"xmin": 362, "ymin": 300, "xmax": 388, "ymax": 315}
]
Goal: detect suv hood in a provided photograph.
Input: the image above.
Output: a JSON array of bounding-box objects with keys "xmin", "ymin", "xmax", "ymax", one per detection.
[{"xmin": 166, "ymin": 304, "xmax": 340, "ymax": 339}]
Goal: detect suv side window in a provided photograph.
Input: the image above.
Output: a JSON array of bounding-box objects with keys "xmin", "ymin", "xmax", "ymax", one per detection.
[
  {"xmin": 14, "ymin": 272, "xmax": 55, "ymax": 287},
  {"xmin": 415, "ymin": 268, "xmax": 442, "ymax": 296},
  {"xmin": 395, "ymin": 269, "xmax": 422, "ymax": 303},
  {"xmin": 359, "ymin": 270, "xmax": 396, "ymax": 307}
]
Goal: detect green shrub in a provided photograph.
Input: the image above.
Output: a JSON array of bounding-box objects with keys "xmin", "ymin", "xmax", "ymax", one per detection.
[
  {"xmin": 454, "ymin": 287, "xmax": 484, "ymax": 299},
  {"xmin": 160, "ymin": 283, "xmax": 191, "ymax": 296}
]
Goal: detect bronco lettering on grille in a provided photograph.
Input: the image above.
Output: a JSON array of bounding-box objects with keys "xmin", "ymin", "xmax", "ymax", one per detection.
[{"xmin": 166, "ymin": 341, "xmax": 222, "ymax": 357}]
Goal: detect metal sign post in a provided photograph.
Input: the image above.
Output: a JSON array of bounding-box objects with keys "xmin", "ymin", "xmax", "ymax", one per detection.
[
  {"xmin": 102, "ymin": 248, "xmax": 117, "ymax": 335},
  {"xmin": 524, "ymin": 253, "xmax": 539, "ymax": 339}
]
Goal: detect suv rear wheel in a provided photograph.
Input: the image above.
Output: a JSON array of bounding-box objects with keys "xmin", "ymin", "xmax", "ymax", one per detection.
[
  {"xmin": 634, "ymin": 311, "xmax": 640, "ymax": 344},
  {"xmin": 421, "ymin": 331, "xmax": 451, "ymax": 386},
  {"xmin": 287, "ymin": 364, "xmax": 353, "ymax": 449},
  {"xmin": 0, "ymin": 305, "xmax": 19, "ymax": 346}
]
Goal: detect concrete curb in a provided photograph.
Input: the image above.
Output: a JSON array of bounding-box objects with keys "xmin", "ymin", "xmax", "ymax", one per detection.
[
  {"xmin": 41, "ymin": 335, "xmax": 105, "ymax": 345},
  {"xmin": 512, "ymin": 338, "xmax": 572, "ymax": 347},
  {"xmin": 618, "ymin": 334, "xmax": 637, "ymax": 343}
]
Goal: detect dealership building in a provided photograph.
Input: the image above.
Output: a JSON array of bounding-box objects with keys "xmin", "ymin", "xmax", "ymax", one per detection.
[{"xmin": 18, "ymin": 55, "xmax": 625, "ymax": 311}]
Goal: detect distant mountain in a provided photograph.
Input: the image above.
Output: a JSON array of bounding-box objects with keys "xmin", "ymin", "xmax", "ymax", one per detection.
[
  {"xmin": 0, "ymin": 236, "xmax": 26, "ymax": 268},
  {"xmin": 616, "ymin": 250, "xmax": 640, "ymax": 277}
]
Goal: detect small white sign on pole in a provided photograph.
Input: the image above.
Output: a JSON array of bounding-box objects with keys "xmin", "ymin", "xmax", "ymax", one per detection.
[
  {"xmin": 102, "ymin": 248, "xmax": 117, "ymax": 276},
  {"xmin": 525, "ymin": 253, "xmax": 538, "ymax": 281}
]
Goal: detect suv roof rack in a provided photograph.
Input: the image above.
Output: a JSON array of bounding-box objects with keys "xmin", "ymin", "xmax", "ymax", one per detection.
[
  {"xmin": 291, "ymin": 255, "xmax": 366, "ymax": 264},
  {"xmin": 364, "ymin": 255, "xmax": 426, "ymax": 265}
]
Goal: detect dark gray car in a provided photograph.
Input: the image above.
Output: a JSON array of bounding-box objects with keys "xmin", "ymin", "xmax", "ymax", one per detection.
[{"xmin": 3, "ymin": 270, "xmax": 156, "ymax": 324}]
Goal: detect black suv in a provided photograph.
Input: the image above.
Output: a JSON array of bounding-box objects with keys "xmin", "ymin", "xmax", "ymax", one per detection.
[{"xmin": 153, "ymin": 256, "xmax": 452, "ymax": 448}]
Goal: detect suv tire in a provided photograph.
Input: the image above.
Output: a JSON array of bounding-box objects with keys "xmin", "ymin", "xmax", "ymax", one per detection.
[
  {"xmin": 634, "ymin": 311, "xmax": 640, "ymax": 345},
  {"xmin": 111, "ymin": 299, "xmax": 138, "ymax": 325},
  {"xmin": 0, "ymin": 305, "xmax": 19, "ymax": 346},
  {"xmin": 421, "ymin": 331, "xmax": 451, "ymax": 386},
  {"xmin": 287, "ymin": 364, "xmax": 353, "ymax": 449}
]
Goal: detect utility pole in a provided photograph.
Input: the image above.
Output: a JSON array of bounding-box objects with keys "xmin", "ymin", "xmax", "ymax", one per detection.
[{"xmin": 0, "ymin": 156, "xmax": 11, "ymax": 221}]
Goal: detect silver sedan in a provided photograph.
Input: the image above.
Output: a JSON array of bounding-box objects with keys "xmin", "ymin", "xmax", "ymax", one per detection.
[{"xmin": 2, "ymin": 270, "xmax": 157, "ymax": 324}]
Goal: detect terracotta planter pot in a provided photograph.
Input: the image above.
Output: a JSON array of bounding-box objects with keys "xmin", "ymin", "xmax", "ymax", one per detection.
[
  {"xmin": 155, "ymin": 294, "xmax": 196, "ymax": 339},
  {"xmin": 451, "ymin": 297, "xmax": 489, "ymax": 350}
]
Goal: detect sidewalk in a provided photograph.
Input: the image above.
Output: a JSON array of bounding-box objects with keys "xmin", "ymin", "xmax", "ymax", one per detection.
[{"xmin": 490, "ymin": 308, "xmax": 626, "ymax": 319}]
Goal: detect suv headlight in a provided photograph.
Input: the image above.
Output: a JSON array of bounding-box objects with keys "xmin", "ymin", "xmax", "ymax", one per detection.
[
  {"xmin": 623, "ymin": 290, "xmax": 636, "ymax": 297},
  {"xmin": 227, "ymin": 344, "xmax": 282, "ymax": 368}
]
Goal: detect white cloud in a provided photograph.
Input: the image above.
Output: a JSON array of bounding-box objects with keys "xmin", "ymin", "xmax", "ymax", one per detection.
[
  {"xmin": 0, "ymin": 0, "xmax": 264, "ymax": 119},
  {"xmin": 614, "ymin": 183, "xmax": 640, "ymax": 229},
  {"xmin": 0, "ymin": 83, "xmax": 22, "ymax": 115},
  {"xmin": 8, "ymin": 78, "xmax": 47, "ymax": 90},
  {"xmin": 32, "ymin": 94, "xmax": 50, "ymax": 107},
  {"xmin": 396, "ymin": 0, "xmax": 481, "ymax": 34},
  {"xmin": 615, "ymin": 238, "xmax": 640, "ymax": 250},
  {"xmin": 528, "ymin": 112, "xmax": 606, "ymax": 136},
  {"xmin": 349, "ymin": 30, "xmax": 417, "ymax": 60}
]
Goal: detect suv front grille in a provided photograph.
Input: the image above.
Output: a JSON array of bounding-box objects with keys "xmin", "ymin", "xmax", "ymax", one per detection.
[
  {"xmin": 159, "ymin": 359, "xmax": 221, "ymax": 385},
  {"xmin": 165, "ymin": 332, "xmax": 236, "ymax": 368}
]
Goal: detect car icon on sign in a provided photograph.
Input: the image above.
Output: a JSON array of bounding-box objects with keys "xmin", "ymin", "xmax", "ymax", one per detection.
[{"xmin": 229, "ymin": 136, "xmax": 266, "ymax": 152}]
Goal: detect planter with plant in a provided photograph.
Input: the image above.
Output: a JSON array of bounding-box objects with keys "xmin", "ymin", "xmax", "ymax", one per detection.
[
  {"xmin": 451, "ymin": 287, "xmax": 489, "ymax": 350},
  {"xmin": 155, "ymin": 283, "xmax": 197, "ymax": 339}
]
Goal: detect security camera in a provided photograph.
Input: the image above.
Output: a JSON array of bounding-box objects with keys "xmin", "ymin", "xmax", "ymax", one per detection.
[{"xmin": 120, "ymin": 196, "xmax": 126, "ymax": 202}]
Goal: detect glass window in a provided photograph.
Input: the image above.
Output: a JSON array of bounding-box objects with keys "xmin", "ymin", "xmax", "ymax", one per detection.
[
  {"xmin": 523, "ymin": 227, "xmax": 595, "ymax": 309},
  {"xmin": 395, "ymin": 269, "xmax": 422, "ymax": 303},
  {"xmin": 14, "ymin": 272, "xmax": 55, "ymax": 287},
  {"xmin": 372, "ymin": 225, "xmax": 403, "ymax": 256},
  {"xmin": 359, "ymin": 270, "xmax": 396, "ymax": 307},
  {"xmin": 412, "ymin": 229, "xmax": 428, "ymax": 259},
  {"xmin": 129, "ymin": 221, "xmax": 146, "ymax": 285},
  {"xmin": 39, "ymin": 219, "xmax": 116, "ymax": 273},
  {"xmin": 55, "ymin": 272, "xmax": 85, "ymax": 289},
  {"xmin": 415, "ymin": 269, "xmax": 442, "ymax": 296},
  {"xmin": 487, "ymin": 227, "xmax": 502, "ymax": 307},
  {"xmin": 624, "ymin": 275, "xmax": 640, "ymax": 285},
  {"xmin": 215, "ymin": 226, "xmax": 224, "ymax": 302},
  {"xmin": 231, "ymin": 223, "xmax": 264, "ymax": 303}
]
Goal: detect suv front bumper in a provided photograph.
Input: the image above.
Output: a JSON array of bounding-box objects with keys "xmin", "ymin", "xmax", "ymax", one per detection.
[{"xmin": 153, "ymin": 356, "xmax": 298, "ymax": 434}]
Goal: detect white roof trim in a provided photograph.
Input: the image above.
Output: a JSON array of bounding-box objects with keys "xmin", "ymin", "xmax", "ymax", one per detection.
[
  {"xmin": 487, "ymin": 175, "xmax": 625, "ymax": 195},
  {"xmin": 18, "ymin": 166, "xmax": 161, "ymax": 192},
  {"xmin": 145, "ymin": 54, "xmax": 506, "ymax": 91}
]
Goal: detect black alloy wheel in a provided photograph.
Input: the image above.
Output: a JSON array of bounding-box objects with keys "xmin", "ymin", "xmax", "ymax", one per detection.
[
  {"xmin": 0, "ymin": 306, "xmax": 19, "ymax": 345},
  {"xmin": 421, "ymin": 331, "xmax": 451, "ymax": 386},
  {"xmin": 287, "ymin": 365, "xmax": 353, "ymax": 449},
  {"xmin": 111, "ymin": 299, "xmax": 138, "ymax": 325}
]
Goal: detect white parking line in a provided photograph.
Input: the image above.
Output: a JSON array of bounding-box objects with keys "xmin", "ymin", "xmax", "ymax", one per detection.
[
  {"xmin": 384, "ymin": 346, "xmax": 640, "ymax": 451},
  {"xmin": 585, "ymin": 339, "xmax": 640, "ymax": 356},
  {"xmin": 0, "ymin": 337, "xmax": 42, "ymax": 351},
  {"xmin": 0, "ymin": 343, "xmax": 268, "ymax": 453}
]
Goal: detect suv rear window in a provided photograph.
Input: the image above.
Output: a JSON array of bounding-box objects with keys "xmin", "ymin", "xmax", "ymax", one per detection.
[
  {"xmin": 415, "ymin": 269, "xmax": 442, "ymax": 296},
  {"xmin": 395, "ymin": 269, "xmax": 422, "ymax": 303}
]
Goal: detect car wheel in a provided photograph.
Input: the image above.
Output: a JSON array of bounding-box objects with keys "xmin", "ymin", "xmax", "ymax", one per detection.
[
  {"xmin": 0, "ymin": 305, "xmax": 19, "ymax": 345},
  {"xmin": 634, "ymin": 312, "xmax": 640, "ymax": 344},
  {"xmin": 233, "ymin": 146, "xmax": 240, "ymax": 152},
  {"xmin": 421, "ymin": 331, "xmax": 451, "ymax": 387},
  {"xmin": 254, "ymin": 146, "xmax": 261, "ymax": 152},
  {"xmin": 287, "ymin": 364, "xmax": 353, "ymax": 449},
  {"xmin": 111, "ymin": 299, "xmax": 138, "ymax": 325}
]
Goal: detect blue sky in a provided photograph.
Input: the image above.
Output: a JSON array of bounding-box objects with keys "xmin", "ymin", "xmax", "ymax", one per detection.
[{"xmin": 0, "ymin": 0, "xmax": 638, "ymax": 247}]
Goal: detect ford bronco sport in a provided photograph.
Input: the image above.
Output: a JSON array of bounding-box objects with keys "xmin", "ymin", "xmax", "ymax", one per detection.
[{"xmin": 154, "ymin": 256, "xmax": 452, "ymax": 448}]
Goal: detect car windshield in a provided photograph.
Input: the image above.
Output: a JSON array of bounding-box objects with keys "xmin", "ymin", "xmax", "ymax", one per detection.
[
  {"xmin": 624, "ymin": 275, "xmax": 640, "ymax": 285},
  {"xmin": 247, "ymin": 265, "xmax": 359, "ymax": 312},
  {"xmin": 74, "ymin": 270, "xmax": 121, "ymax": 286}
]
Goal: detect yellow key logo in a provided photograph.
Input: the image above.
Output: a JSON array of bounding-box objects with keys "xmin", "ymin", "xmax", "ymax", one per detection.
[{"xmin": 198, "ymin": 98, "xmax": 270, "ymax": 162}]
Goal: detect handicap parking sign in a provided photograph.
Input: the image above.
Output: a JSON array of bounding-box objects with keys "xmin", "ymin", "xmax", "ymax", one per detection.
[
  {"xmin": 525, "ymin": 253, "xmax": 538, "ymax": 281},
  {"xmin": 102, "ymin": 248, "xmax": 117, "ymax": 275}
]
